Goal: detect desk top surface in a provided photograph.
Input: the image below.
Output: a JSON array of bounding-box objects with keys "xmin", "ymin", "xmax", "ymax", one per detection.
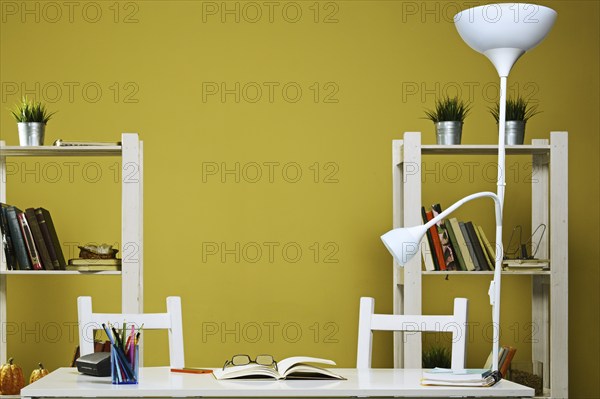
[{"xmin": 21, "ymin": 367, "xmax": 534, "ymax": 398}]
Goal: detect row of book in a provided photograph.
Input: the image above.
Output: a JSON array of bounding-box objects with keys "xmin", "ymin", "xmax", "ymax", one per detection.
[
  {"xmin": 484, "ymin": 345, "xmax": 517, "ymax": 378},
  {"xmin": 0, "ymin": 203, "xmax": 67, "ymax": 270},
  {"xmin": 422, "ymin": 204, "xmax": 496, "ymax": 271}
]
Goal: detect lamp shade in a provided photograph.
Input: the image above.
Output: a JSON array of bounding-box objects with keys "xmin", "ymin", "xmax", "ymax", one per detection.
[
  {"xmin": 380, "ymin": 225, "xmax": 428, "ymax": 267},
  {"xmin": 454, "ymin": 3, "xmax": 557, "ymax": 76}
]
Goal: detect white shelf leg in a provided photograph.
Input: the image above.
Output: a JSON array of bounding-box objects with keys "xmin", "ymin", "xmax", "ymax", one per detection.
[
  {"xmin": 550, "ymin": 132, "xmax": 568, "ymax": 398},
  {"xmin": 121, "ymin": 133, "xmax": 144, "ymax": 363},
  {"xmin": 392, "ymin": 139, "xmax": 403, "ymax": 367},
  {"xmin": 401, "ymin": 132, "xmax": 422, "ymax": 369},
  {"xmin": 531, "ymin": 139, "xmax": 550, "ymax": 390},
  {"xmin": 0, "ymin": 144, "xmax": 6, "ymax": 365}
]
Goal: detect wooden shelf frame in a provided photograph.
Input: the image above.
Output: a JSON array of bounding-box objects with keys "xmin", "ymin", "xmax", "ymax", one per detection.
[
  {"xmin": 0, "ymin": 133, "xmax": 143, "ymax": 365},
  {"xmin": 391, "ymin": 132, "xmax": 568, "ymax": 398}
]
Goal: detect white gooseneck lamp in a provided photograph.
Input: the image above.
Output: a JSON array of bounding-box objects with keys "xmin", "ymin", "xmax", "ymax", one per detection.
[{"xmin": 382, "ymin": 3, "xmax": 556, "ymax": 374}]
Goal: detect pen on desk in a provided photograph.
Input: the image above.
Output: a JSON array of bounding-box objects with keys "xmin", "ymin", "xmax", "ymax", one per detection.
[
  {"xmin": 170, "ymin": 368, "xmax": 213, "ymax": 374},
  {"xmin": 135, "ymin": 323, "xmax": 144, "ymax": 344}
]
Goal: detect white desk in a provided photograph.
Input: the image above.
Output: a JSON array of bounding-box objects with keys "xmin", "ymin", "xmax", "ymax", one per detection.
[{"xmin": 21, "ymin": 367, "xmax": 534, "ymax": 398}]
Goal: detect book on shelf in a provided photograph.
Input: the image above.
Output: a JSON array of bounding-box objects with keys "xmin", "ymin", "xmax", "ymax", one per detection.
[
  {"xmin": 17, "ymin": 212, "xmax": 43, "ymax": 270},
  {"xmin": 0, "ymin": 204, "xmax": 17, "ymax": 270},
  {"xmin": 421, "ymin": 368, "xmax": 500, "ymax": 387},
  {"xmin": 25, "ymin": 208, "xmax": 56, "ymax": 270},
  {"xmin": 425, "ymin": 210, "xmax": 446, "ymax": 270},
  {"xmin": 421, "ymin": 207, "xmax": 439, "ymax": 271},
  {"xmin": 500, "ymin": 347, "xmax": 517, "ymax": 377},
  {"xmin": 477, "ymin": 226, "xmax": 496, "ymax": 270},
  {"xmin": 421, "ymin": 236, "xmax": 436, "ymax": 271},
  {"xmin": 444, "ymin": 217, "xmax": 466, "ymax": 271},
  {"xmin": 459, "ymin": 222, "xmax": 481, "ymax": 271},
  {"xmin": 483, "ymin": 345, "xmax": 517, "ymax": 378},
  {"xmin": 212, "ymin": 356, "xmax": 345, "ymax": 380},
  {"xmin": 449, "ymin": 218, "xmax": 475, "ymax": 271},
  {"xmin": 473, "ymin": 224, "xmax": 496, "ymax": 271},
  {"xmin": 34, "ymin": 208, "xmax": 67, "ymax": 270},
  {"xmin": 5, "ymin": 206, "xmax": 32, "ymax": 270},
  {"xmin": 502, "ymin": 259, "xmax": 549, "ymax": 270},
  {"xmin": 68, "ymin": 258, "xmax": 121, "ymax": 266},
  {"xmin": 432, "ymin": 204, "xmax": 459, "ymax": 271},
  {"xmin": 66, "ymin": 264, "xmax": 121, "ymax": 272},
  {"xmin": 465, "ymin": 222, "xmax": 489, "ymax": 271}
]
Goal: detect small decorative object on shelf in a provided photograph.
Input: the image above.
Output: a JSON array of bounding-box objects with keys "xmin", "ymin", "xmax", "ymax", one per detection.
[
  {"xmin": 424, "ymin": 96, "xmax": 471, "ymax": 145},
  {"xmin": 68, "ymin": 244, "xmax": 121, "ymax": 271},
  {"xmin": 78, "ymin": 244, "xmax": 119, "ymax": 259},
  {"xmin": 0, "ymin": 357, "xmax": 25, "ymax": 394},
  {"xmin": 489, "ymin": 96, "xmax": 541, "ymax": 145},
  {"xmin": 10, "ymin": 97, "xmax": 56, "ymax": 146},
  {"xmin": 29, "ymin": 363, "xmax": 49, "ymax": 384}
]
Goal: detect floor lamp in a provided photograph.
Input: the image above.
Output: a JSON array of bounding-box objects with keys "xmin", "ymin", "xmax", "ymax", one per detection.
[{"xmin": 382, "ymin": 3, "xmax": 556, "ymax": 374}]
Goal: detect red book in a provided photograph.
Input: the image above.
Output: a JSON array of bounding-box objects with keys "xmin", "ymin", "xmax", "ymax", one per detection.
[
  {"xmin": 425, "ymin": 211, "xmax": 447, "ymax": 271},
  {"xmin": 500, "ymin": 346, "xmax": 517, "ymax": 377}
]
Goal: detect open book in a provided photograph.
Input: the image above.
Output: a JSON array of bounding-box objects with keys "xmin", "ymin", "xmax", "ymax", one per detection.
[{"xmin": 212, "ymin": 356, "xmax": 344, "ymax": 380}]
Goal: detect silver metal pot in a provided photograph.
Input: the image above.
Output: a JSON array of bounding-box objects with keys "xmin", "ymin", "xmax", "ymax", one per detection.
[
  {"xmin": 17, "ymin": 122, "xmax": 46, "ymax": 146},
  {"xmin": 505, "ymin": 120, "xmax": 526, "ymax": 145},
  {"xmin": 435, "ymin": 121, "xmax": 463, "ymax": 145}
]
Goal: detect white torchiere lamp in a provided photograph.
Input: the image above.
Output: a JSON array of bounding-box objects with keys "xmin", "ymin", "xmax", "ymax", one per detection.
[{"xmin": 382, "ymin": 3, "xmax": 556, "ymax": 374}]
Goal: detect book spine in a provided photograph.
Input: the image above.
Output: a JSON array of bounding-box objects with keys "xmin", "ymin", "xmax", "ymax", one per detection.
[
  {"xmin": 474, "ymin": 224, "xmax": 494, "ymax": 270},
  {"xmin": 0, "ymin": 205, "xmax": 17, "ymax": 270},
  {"xmin": 34, "ymin": 209, "xmax": 61, "ymax": 270},
  {"xmin": 421, "ymin": 207, "xmax": 439, "ymax": 271},
  {"xmin": 449, "ymin": 218, "xmax": 475, "ymax": 271},
  {"xmin": 476, "ymin": 225, "xmax": 496, "ymax": 270},
  {"xmin": 432, "ymin": 204, "xmax": 459, "ymax": 271},
  {"xmin": 25, "ymin": 208, "xmax": 55, "ymax": 270},
  {"xmin": 18, "ymin": 212, "xmax": 43, "ymax": 270},
  {"xmin": 500, "ymin": 347, "xmax": 517, "ymax": 377},
  {"xmin": 426, "ymin": 211, "xmax": 446, "ymax": 271},
  {"xmin": 459, "ymin": 222, "xmax": 480, "ymax": 271},
  {"xmin": 465, "ymin": 222, "xmax": 489, "ymax": 271},
  {"xmin": 5, "ymin": 207, "xmax": 32, "ymax": 270},
  {"xmin": 445, "ymin": 218, "xmax": 466, "ymax": 271},
  {"xmin": 39, "ymin": 208, "xmax": 67, "ymax": 270}
]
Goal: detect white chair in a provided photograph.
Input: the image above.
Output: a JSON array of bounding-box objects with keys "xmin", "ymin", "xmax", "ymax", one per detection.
[
  {"xmin": 357, "ymin": 297, "xmax": 468, "ymax": 370},
  {"xmin": 77, "ymin": 296, "xmax": 185, "ymax": 368}
]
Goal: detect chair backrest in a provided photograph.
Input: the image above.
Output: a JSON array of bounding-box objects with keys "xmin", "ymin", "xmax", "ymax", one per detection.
[
  {"xmin": 356, "ymin": 296, "xmax": 468, "ymax": 370},
  {"xmin": 77, "ymin": 296, "xmax": 184, "ymax": 368}
]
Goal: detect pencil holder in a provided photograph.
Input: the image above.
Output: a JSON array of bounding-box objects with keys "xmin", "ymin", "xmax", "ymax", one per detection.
[{"xmin": 111, "ymin": 343, "xmax": 139, "ymax": 384}]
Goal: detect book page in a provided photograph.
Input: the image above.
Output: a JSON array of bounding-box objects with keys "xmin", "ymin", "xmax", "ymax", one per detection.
[
  {"xmin": 213, "ymin": 364, "xmax": 280, "ymax": 380},
  {"xmin": 277, "ymin": 356, "xmax": 336, "ymax": 375},
  {"xmin": 283, "ymin": 364, "xmax": 344, "ymax": 380}
]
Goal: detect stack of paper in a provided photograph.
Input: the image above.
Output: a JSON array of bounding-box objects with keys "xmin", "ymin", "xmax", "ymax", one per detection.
[{"xmin": 421, "ymin": 368, "xmax": 500, "ymax": 387}]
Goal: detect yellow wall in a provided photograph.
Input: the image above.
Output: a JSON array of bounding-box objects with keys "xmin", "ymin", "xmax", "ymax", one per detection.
[{"xmin": 1, "ymin": 1, "xmax": 598, "ymax": 397}]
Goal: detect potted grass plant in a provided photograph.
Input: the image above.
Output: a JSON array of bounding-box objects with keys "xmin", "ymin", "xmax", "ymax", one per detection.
[
  {"xmin": 424, "ymin": 96, "xmax": 471, "ymax": 145},
  {"xmin": 422, "ymin": 345, "xmax": 451, "ymax": 369},
  {"xmin": 10, "ymin": 97, "xmax": 56, "ymax": 146},
  {"xmin": 489, "ymin": 96, "xmax": 540, "ymax": 145}
]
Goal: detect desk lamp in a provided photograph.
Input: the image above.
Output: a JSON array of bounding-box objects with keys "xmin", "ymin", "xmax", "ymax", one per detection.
[{"xmin": 382, "ymin": 3, "xmax": 556, "ymax": 373}]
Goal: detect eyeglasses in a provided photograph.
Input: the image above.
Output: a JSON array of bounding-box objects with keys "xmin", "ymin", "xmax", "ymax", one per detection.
[{"xmin": 223, "ymin": 354, "xmax": 277, "ymax": 370}]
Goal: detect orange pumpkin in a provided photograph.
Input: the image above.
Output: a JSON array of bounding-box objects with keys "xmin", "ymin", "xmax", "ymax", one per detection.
[
  {"xmin": 29, "ymin": 363, "xmax": 50, "ymax": 384},
  {"xmin": 0, "ymin": 357, "xmax": 25, "ymax": 394}
]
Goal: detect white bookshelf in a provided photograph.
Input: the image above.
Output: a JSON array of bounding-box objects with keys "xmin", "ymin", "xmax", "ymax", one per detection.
[
  {"xmin": 391, "ymin": 132, "xmax": 568, "ymax": 398},
  {"xmin": 0, "ymin": 133, "xmax": 143, "ymax": 365}
]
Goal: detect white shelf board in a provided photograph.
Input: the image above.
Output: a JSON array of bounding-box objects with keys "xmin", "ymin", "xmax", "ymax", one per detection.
[
  {"xmin": 0, "ymin": 145, "xmax": 122, "ymax": 157},
  {"xmin": 0, "ymin": 270, "xmax": 121, "ymax": 275},
  {"xmin": 421, "ymin": 270, "xmax": 551, "ymax": 276}
]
